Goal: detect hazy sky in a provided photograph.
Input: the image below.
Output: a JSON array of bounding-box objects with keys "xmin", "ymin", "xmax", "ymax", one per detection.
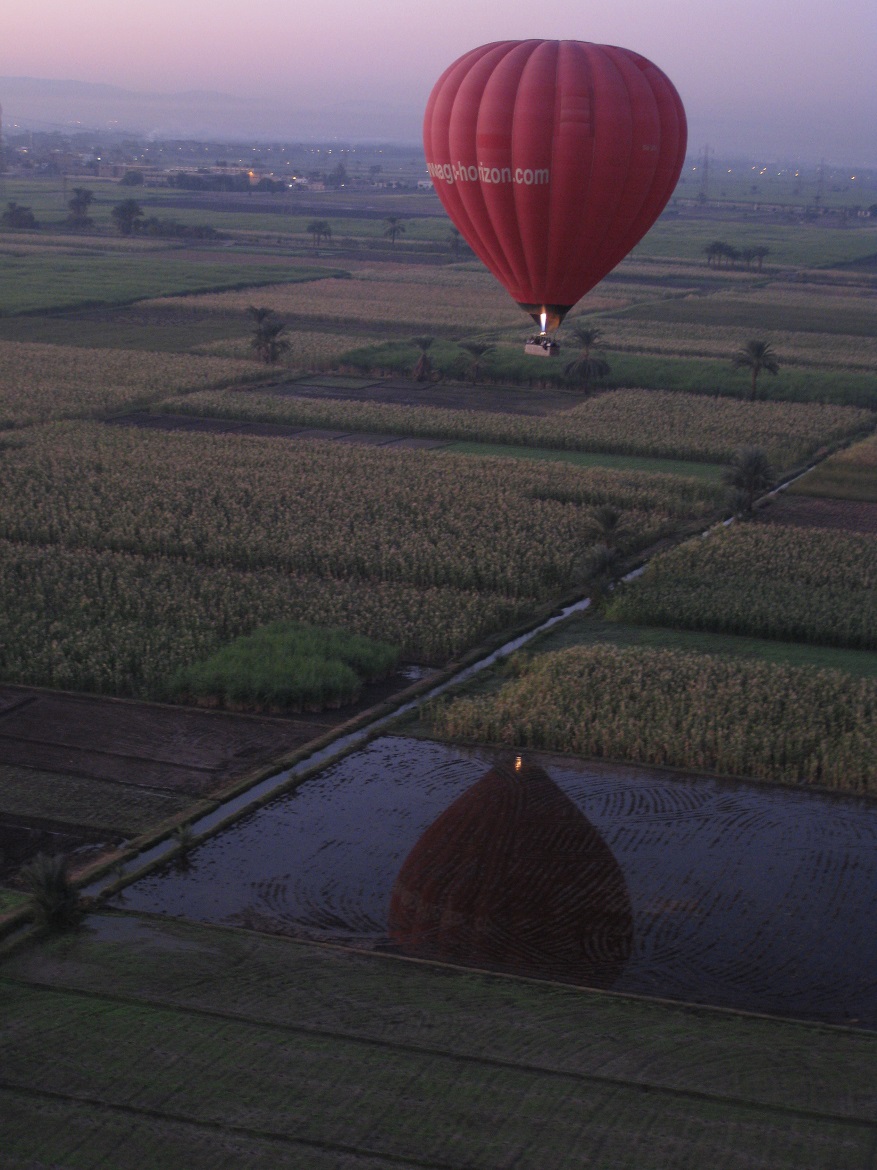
[{"xmin": 4, "ymin": 0, "xmax": 876, "ymax": 161}]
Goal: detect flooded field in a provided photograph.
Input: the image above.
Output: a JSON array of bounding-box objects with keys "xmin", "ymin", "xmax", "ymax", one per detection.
[{"xmin": 118, "ymin": 735, "xmax": 877, "ymax": 1027}]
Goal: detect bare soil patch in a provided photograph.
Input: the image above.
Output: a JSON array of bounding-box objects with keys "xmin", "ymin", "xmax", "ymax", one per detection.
[
  {"xmin": 758, "ymin": 493, "xmax": 877, "ymax": 534},
  {"xmin": 0, "ymin": 669, "xmax": 429, "ymax": 799},
  {"xmin": 0, "ymin": 686, "xmax": 318, "ymax": 796},
  {"xmin": 278, "ymin": 375, "xmax": 584, "ymax": 415},
  {"xmin": 107, "ymin": 411, "xmax": 451, "ymax": 448}
]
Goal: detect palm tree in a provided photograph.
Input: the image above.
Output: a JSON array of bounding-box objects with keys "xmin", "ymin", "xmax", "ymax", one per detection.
[
  {"xmin": 723, "ymin": 447, "xmax": 774, "ymax": 515},
  {"xmin": 582, "ymin": 543, "xmax": 626, "ymax": 609},
  {"xmin": 583, "ymin": 504, "xmax": 628, "ymax": 550},
  {"xmin": 459, "ymin": 341, "xmax": 495, "ymax": 383},
  {"xmin": 447, "ymin": 226, "xmax": 462, "ymax": 258},
  {"xmin": 752, "ymin": 245, "xmax": 770, "ymax": 271},
  {"xmin": 247, "ymin": 305, "xmax": 291, "ymax": 364},
  {"xmin": 410, "ymin": 335, "xmax": 435, "ymax": 382},
  {"xmin": 732, "ymin": 339, "xmax": 780, "ymax": 400},
  {"xmin": 384, "ymin": 216, "xmax": 406, "ymax": 246},
  {"xmin": 564, "ymin": 323, "xmax": 611, "ymax": 390},
  {"xmin": 306, "ymin": 219, "xmax": 332, "ymax": 247}
]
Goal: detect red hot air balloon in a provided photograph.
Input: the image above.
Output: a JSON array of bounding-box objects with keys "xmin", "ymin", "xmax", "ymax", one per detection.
[{"xmin": 424, "ymin": 40, "xmax": 686, "ymax": 335}]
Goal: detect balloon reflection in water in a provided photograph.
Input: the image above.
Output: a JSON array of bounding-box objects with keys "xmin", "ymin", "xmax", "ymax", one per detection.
[{"xmin": 389, "ymin": 759, "xmax": 633, "ymax": 988}]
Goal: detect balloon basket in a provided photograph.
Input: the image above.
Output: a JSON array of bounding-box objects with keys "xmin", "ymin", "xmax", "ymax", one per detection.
[{"xmin": 524, "ymin": 337, "xmax": 559, "ymax": 358}]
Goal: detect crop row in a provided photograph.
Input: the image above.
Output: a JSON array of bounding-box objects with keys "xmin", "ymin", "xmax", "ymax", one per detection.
[
  {"xmin": 0, "ymin": 424, "xmax": 717, "ymax": 600},
  {"xmin": 623, "ymin": 287, "xmax": 877, "ymax": 338},
  {"xmin": 153, "ymin": 273, "xmax": 528, "ymax": 331},
  {"xmin": 0, "ymin": 340, "xmax": 265, "ymax": 427},
  {"xmin": 788, "ymin": 430, "xmax": 877, "ymax": 502},
  {"xmin": 163, "ymin": 387, "xmax": 872, "ymax": 469},
  {"xmin": 832, "ymin": 431, "xmax": 877, "ymax": 468},
  {"xmin": 607, "ymin": 523, "xmax": 877, "ymax": 649},
  {"xmin": 601, "ymin": 318, "xmax": 877, "ymax": 371},
  {"xmin": 428, "ymin": 644, "xmax": 877, "ymax": 791},
  {"xmin": 0, "ymin": 539, "xmax": 530, "ymax": 695}
]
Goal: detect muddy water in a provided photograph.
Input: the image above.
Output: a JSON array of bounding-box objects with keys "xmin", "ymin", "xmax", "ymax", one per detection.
[{"xmin": 118, "ymin": 736, "xmax": 877, "ymax": 1028}]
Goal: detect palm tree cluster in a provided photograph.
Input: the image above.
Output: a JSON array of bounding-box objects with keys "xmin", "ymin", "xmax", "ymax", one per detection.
[
  {"xmin": 248, "ymin": 306, "xmax": 291, "ymax": 364},
  {"xmin": 307, "ymin": 219, "xmax": 332, "ymax": 247},
  {"xmin": 459, "ymin": 341, "xmax": 495, "ymax": 382},
  {"xmin": 704, "ymin": 240, "xmax": 770, "ymax": 269}
]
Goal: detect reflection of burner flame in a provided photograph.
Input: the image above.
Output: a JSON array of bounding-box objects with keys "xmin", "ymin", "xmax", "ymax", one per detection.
[{"xmin": 388, "ymin": 759, "xmax": 633, "ymax": 988}]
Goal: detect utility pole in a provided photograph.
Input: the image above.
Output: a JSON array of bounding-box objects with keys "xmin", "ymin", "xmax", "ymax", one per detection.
[
  {"xmin": 814, "ymin": 159, "xmax": 825, "ymax": 208},
  {"xmin": 698, "ymin": 144, "xmax": 711, "ymax": 203}
]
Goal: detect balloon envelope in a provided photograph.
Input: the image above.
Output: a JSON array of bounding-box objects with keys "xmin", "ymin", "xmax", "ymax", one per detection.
[{"xmin": 424, "ymin": 39, "xmax": 686, "ymax": 329}]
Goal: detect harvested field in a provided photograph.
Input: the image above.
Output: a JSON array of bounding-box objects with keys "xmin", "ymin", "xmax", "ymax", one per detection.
[
  {"xmin": 0, "ymin": 686, "xmax": 316, "ymax": 795},
  {"xmin": 0, "ymin": 666, "xmax": 435, "ymax": 887},
  {"xmin": 758, "ymin": 494, "xmax": 877, "ymax": 534}
]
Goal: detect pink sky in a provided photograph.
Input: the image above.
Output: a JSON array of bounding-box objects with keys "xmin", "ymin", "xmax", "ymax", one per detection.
[{"xmin": 3, "ymin": 0, "xmax": 876, "ymax": 160}]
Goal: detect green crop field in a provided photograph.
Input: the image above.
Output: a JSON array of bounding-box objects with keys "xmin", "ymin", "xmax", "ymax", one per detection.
[
  {"xmin": 429, "ymin": 642, "xmax": 877, "ymax": 791},
  {"xmin": 0, "ymin": 421, "xmax": 725, "ymax": 691},
  {"xmin": 0, "ymin": 252, "xmax": 336, "ymax": 315},
  {"xmin": 632, "ymin": 218, "xmax": 877, "ymax": 267},
  {"xmin": 789, "ymin": 431, "xmax": 877, "ymax": 501},
  {"xmin": 526, "ymin": 609, "xmax": 877, "ymax": 679},
  {"xmin": 607, "ymin": 523, "xmax": 877, "ymax": 650},
  {"xmin": 161, "ymin": 386, "xmax": 872, "ymax": 467}
]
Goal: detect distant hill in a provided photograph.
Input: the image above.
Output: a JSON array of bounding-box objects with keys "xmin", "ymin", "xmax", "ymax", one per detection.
[{"xmin": 0, "ymin": 76, "xmax": 419, "ymax": 142}]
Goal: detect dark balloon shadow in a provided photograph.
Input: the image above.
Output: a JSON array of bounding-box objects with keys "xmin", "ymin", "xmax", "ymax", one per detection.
[{"xmin": 388, "ymin": 757, "xmax": 633, "ymax": 989}]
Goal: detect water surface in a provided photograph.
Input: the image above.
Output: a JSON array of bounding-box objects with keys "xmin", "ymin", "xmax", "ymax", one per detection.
[{"xmin": 119, "ymin": 736, "xmax": 877, "ymax": 1027}]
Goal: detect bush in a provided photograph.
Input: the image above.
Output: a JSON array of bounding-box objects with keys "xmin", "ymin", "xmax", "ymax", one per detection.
[
  {"xmin": 20, "ymin": 853, "xmax": 82, "ymax": 930},
  {"xmin": 169, "ymin": 620, "xmax": 400, "ymax": 711}
]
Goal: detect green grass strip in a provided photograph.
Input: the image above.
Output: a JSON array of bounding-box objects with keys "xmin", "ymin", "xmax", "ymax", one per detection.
[{"xmin": 530, "ymin": 611, "xmax": 877, "ymax": 679}]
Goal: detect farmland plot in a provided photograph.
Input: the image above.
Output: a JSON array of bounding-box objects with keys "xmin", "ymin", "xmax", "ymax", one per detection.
[
  {"xmin": 607, "ymin": 524, "xmax": 877, "ymax": 649},
  {"xmin": 0, "ymin": 340, "xmax": 265, "ymax": 426},
  {"xmin": 162, "ymin": 386, "xmax": 874, "ymax": 469},
  {"xmin": 0, "ymin": 424, "xmax": 722, "ymax": 693},
  {"xmin": 601, "ymin": 318, "xmax": 877, "ymax": 371},
  {"xmin": 428, "ymin": 644, "xmax": 877, "ymax": 791},
  {"xmin": 152, "ymin": 272, "xmax": 530, "ymax": 331}
]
